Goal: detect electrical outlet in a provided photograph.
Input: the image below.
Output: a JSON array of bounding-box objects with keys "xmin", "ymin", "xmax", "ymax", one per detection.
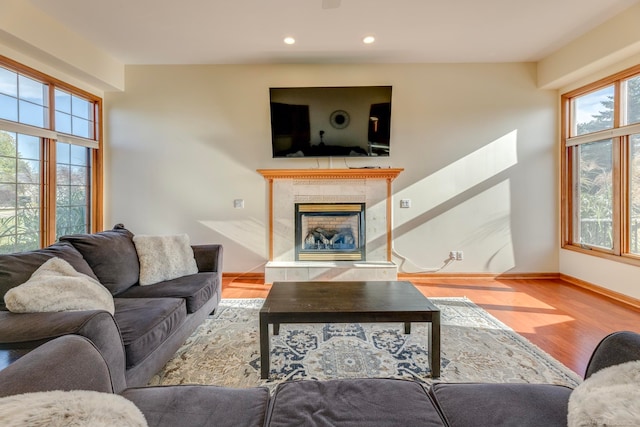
[
  {"xmin": 449, "ymin": 251, "xmax": 457, "ymax": 260},
  {"xmin": 456, "ymin": 251, "xmax": 464, "ymax": 260},
  {"xmin": 400, "ymin": 199, "xmax": 411, "ymax": 208},
  {"xmin": 233, "ymin": 199, "xmax": 244, "ymax": 209}
]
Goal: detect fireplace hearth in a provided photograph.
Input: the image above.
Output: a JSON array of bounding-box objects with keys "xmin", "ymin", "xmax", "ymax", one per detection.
[{"xmin": 295, "ymin": 203, "xmax": 365, "ymax": 261}]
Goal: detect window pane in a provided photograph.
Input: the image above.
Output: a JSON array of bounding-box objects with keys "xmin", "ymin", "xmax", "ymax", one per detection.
[
  {"xmin": 72, "ymin": 116, "xmax": 90, "ymax": 138},
  {"xmin": 0, "ymin": 67, "xmax": 17, "ymax": 97},
  {"xmin": 0, "ymin": 184, "xmax": 16, "ymax": 209},
  {"xmin": 56, "ymin": 165, "xmax": 70, "ymax": 186},
  {"xmin": 629, "ymin": 134, "xmax": 640, "ymax": 254},
  {"xmin": 56, "ymin": 141, "xmax": 70, "ymax": 163},
  {"xmin": 574, "ymin": 139, "xmax": 613, "ymax": 249},
  {"xmin": 18, "ymin": 75, "xmax": 45, "ymax": 106},
  {"xmin": 0, "ymin": 94, "xmax": 18, "ymax": 122},
  {"xmin": 572, "ymin": 86, "xmax": 615, "ymax": 136},
  {"xmin": 55, "ymin": 89, "xmax": 71, "ymax": 114},
  {"xmin": 624, "ymin": 75, "xmax": 640, "ymax": 126},
  {"xmin": 0, "ymin": 131, "xmax": 17, "ymax": 157},
  {"xmin": 17, "ymin": 160, "xmax": 40, "ymax": 184},
  {"xmin": 70, "ymin": 145, "xmax": 87, "ymax": 166},
  {"xmin": 0, "ymin": 157, "xmax": 16, "ymax": 183},
  {"xmin": 72, "ymin": 96, "xmax": 91, "ymax": 120},
  {"xmin": 18, "ymin": 100, "xmax": 45, "ymax": 127},
  {"xmin": 17, "ymin": 134, "xmax": 40, "ymax": 160},
  {"xmin": 17, "ymin": 184, "xmax": 39, "ymax": 207},
  {"xmin": 55, "ymin": 111, "xmax": 72, "ymax": 134},
  {"xmin": 70, "ymin": 165, "xmax": 88, "ymax": 186},
  {"xmin": 69, "ymin": 186, "xmax": 87, "ymax": 205}
]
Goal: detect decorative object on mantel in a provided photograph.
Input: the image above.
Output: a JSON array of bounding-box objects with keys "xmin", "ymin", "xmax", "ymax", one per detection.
[{"xmin": 150, "ymin": 298, "xmax": 581, "ymax": 391}]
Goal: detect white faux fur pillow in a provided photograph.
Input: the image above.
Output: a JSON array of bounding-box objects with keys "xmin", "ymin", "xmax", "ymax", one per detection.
[
  {"xmin": 0, "ymin": 390, "xmax": 147, "ymax": 427},
  {"xmin": 4, "ymin": 257, "xmax": 114, "ymax": 315},
  {"xmin": 568, "ymin": 360, "xmax": 640, "ymax": 426},
  {"xmin": 133, "ymin": 234, "xmax": 198, "ymax": 286}
]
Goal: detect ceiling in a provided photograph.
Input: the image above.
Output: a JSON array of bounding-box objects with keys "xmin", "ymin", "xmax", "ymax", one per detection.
[{"xmin": 29, "ymin": 0, "xmax": 640, "ymax": 65}]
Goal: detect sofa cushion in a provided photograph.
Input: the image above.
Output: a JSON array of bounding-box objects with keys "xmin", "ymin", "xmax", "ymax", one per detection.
[
  {"xmin": 0, "ymin": 241, "xmax": 97, "ymax": 310},
  {"xmin": 267, "ymin": 378, "xmax": 446, "ymax": 427},
  {"xmin": 114, "ymin": 298, "xmax": 186, "ymax": 368},
  {"xmin": 60, "ymin": 226, "xmax": 140, "ymax": 295},
  {"xmin": 430, "ymin": 382, "xmax": 572, "ymax": 427},
  {"xmin": 0, "ymin": 390, "xmax": 148, "ymax": 427},
  {"xmin": 568, "ymin": 360, "xmax": 640, "ymax": 427},
  {"xmin": 123, "ymin": 385, "xmax": 270, "ymax": 427},
  {"xmin": 4, "ymin": 257, "xmax": 114, "ymax": 315},
  {"xmin": 132, "ymin": 234, "xmax": 198, "ymax": 286},
  {"xmin": 116, "ymin": 272, "xmax": 217, "ymax": 313}
]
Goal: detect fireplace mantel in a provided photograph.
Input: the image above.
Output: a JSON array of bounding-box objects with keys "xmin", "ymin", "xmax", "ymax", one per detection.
[
  {"xmin": 257, "ymin": 168, "xmax": 403, "ymax": 283},
  {"xmin": 257, "ymin": 168, "xmax": 403, "ymax": 181}
]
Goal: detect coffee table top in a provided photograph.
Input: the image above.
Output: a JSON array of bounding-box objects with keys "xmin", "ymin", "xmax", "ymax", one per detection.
[{"xmin": 261, "ymin": 281, "xmax": 439, "ymax": 314}]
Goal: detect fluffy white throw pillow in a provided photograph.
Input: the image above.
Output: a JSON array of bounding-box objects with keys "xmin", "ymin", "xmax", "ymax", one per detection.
[
  {"xmin": 4, "ymin": 257, "xmax": 114, "ymax": 315},
  {"xmin": 0, "ymin": 390, "xmax": 147, "ymax": 427},
  {"xmin": 133, "ymin": 234, "xmax": 198, "ymax": 286},
  {"xmin": 568, "ymin": 360, "xmax": 640, "ymax": 426}
]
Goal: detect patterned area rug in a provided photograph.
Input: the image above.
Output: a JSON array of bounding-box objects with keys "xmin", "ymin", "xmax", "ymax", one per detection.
[{"xmin": 149, "ymin": 298, "xmax": 581, "ymax": 390}]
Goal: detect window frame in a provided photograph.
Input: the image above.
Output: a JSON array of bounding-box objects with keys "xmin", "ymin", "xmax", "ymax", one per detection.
[
  {"xmin": 0, "ymin": 55, "xmax": 102, "ymax": 248},
  {"xmin": 561, "ymin": 64, "xmax": 640, "ymax": 266}
]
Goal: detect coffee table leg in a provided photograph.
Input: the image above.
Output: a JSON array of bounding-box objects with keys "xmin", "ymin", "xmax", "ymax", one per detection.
[
  {"xmin": 430, "ymin": 311, "xmax": 441, "ymax": 378},
  {"xmin": 259, "ymin": 312, "xmax": 270, "ymax": 379},
  {"xmin": 404, "ymin": 322, "xmax": 411, "ymax": 334},
  {"xmin": 274, "ymin": 323, "xmax": 280, "ymax": 335}
]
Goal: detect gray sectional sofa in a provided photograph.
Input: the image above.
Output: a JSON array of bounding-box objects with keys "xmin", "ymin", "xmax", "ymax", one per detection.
[
  {"xmin": 0, "ymin": 330, "xmax": 639, "ymax": 426},
  {"xmin": 0, "ymin": 225, "xmax": 222, "ymax": 388}
]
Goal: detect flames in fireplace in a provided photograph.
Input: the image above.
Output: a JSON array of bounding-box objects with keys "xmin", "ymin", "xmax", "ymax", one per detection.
[{"xmin": 295, "ymin": 203, "xmax": 365, "ymax": 261}]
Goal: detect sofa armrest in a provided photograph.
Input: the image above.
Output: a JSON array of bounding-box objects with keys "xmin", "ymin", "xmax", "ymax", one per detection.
[
  {"xmin": 192, "ymin": 244, "xmax": 223, "ymax": 273},
  {"xmin": 584, "ymin": 330, "xmax": 640, "ymax": 379},
  {"xmin": 0, "ymin": 335, "xmax": 114, "ymax": 397},
  {"xmin": 0, "ymin": 310, "xmax": 127, "ymax": 393}
]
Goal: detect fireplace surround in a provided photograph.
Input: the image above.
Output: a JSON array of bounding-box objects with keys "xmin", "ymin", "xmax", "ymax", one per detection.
[{"xmin": 258, "ymin": 168, "xmax": 403, "ymax": 282}]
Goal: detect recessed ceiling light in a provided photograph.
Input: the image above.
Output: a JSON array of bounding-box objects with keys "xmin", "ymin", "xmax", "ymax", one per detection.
[
  {"xmin": 284, "ymin": 37, "xmax": 296, "ymax": 45},
  {"xmin": 363, "ymin": 36, "xmax": 375, "ymax": 44}
]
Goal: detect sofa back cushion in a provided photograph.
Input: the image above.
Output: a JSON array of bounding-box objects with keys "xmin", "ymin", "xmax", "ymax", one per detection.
[
  {"xmin": 60, "ymin": 226, "xmax": 140, "ymax": 295},
  {"xmin": 0, "ymin": 241, "xmax": 97, "ymax": 310}
]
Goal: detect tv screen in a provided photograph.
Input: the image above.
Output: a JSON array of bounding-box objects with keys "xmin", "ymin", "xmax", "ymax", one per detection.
[{"xmin": 269, "ymin": 86, "xmax": 392, "ymax": 158}]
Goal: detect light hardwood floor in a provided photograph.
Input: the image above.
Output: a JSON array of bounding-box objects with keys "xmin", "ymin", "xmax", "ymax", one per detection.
[{"xmin": 221, "ymin": 275, "xmax": 640, "ymax": 377}]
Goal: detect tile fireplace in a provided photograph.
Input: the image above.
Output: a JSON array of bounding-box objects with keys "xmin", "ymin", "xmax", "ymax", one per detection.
[{"xmin": 257, "ymin": 168, "xmax": 403, "ymax": 282}]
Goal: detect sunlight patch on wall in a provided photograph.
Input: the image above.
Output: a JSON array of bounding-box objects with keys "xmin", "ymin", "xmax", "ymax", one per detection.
[{"xmin": 394, "ymin": 130, "xmax": 519, "ymax": 227}]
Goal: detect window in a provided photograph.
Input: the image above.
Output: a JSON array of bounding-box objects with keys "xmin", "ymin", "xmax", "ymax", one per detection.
[
  {"xmin": 562, "ymin": 64, "xmax": 640, "ymax": 264},
  {"xmin": 0, "ymin": 56, "xmax": 102, "ymax": 253},
  {"xmin": 0, "ymin": 131, "xmax": 41, "ymax": 252},
  {"xmin": 56, "ymin": 142, "xmax": 90, "ymax": 239}
]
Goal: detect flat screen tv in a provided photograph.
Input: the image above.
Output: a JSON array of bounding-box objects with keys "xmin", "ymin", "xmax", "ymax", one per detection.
[{"xmin": 269, "ymin": 86, "xmax": 392, "ymax": 158}]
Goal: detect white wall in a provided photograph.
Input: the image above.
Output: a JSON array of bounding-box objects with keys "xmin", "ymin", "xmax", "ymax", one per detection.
[{"xmin": 105, "ymin": 63, "xmax": 558, "ymax": 274}]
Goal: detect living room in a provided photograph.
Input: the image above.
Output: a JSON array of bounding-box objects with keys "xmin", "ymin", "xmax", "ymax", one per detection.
[{"xmin": 2, "ymin": 1, "xmax": 640, "ymax": 425}]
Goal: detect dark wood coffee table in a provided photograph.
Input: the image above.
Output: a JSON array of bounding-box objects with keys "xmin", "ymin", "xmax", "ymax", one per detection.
[{"xmin": 259, "ymin": 280, "xmax": 440, "ymax": 379}]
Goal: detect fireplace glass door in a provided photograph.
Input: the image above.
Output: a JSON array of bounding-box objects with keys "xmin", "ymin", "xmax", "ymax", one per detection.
[{"xmin": 295, "ymin": 203, "xmax": 365, "ymax": 261}]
